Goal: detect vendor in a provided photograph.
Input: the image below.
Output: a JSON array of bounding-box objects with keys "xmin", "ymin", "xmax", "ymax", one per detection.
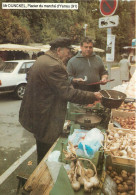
[
  {"xmin": 19, "ymin": 37, "xmax": 102, "ymax": 164},
  {"xmin": 67, "ymin": 37, "xmax": 108, "ymax": 92}
]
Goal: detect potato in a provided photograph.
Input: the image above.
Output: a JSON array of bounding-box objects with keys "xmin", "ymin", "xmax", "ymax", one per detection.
[
  {"xmin": 128, "ymin": 186, "xmax": 133, "ymax": 191},
  {"xmin": 113, "ymin": 171, "xmax": 118, "ymax": 176},
  {"xmin": 123, "ymin": 184, "xmax": 128, "ymax": 191},
  {"xmin": 131, "ymin": 173, "xmax": 135, "ymax": 178},
  {"xmin": 107, "ymin": 171, "xmax": 110, "ymax": 175},
  {"xmin": 128, "ymin": 191, "xmax": 135, "ymax": 195},
  {"xmin": 117, "ymin": 176, "xmax": 123, "ymax": 182},
  {"xmin": 117, "ymin": 186, "xmax": 125, "ymax": 192},
  {"xmin": 118, "ymin": 184, "xmax": 123, "ymax": 187},
  {"xmin": 110, "ymin": 173, "xmax": 115, "ymax": 178},
  {"xmin": 127, "ymin": 172, "xmax": 131, "ymax": 176},
  {"xmin": 121, "ymin": 170, "xmax": 127, "ymax": 175},
  {"xmin": 116, "ymin": 180, "xmax": 121, "ymax": 184},
  {"xmin": 122, "ymin": 182, "xmax": 127, "ymax": 185},
  {"xmin": 108, "ymin": 166, "xmax": 112, "ymax": 171},
  {"xmin": 126, "ymin": 180, "xmax": 133, "ymax": 186},
  {"xmin": 122, "ymin": 173, "xmax": 127, "ymax": 180},
  {"xmin": 132, "ymin": 183, "xmax": 135, "ymax": 190},
  {"xmin": 128, "ymin": 176, "xmax": 134, "ymax": 180}
]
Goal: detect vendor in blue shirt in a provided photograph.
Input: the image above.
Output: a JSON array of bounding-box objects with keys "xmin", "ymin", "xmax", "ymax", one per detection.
[{"xmin": 67, "ymin": 37, "xmax": 108, "ymax": 92}]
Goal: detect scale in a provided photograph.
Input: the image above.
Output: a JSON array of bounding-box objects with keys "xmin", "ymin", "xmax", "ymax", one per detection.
[
  {"xmin": 75, "ymin": 112, "xmax": 102, "ymax": 129},
  {"xmin": 66, "ymin": 102, "xmax": 108, "ymax": 130}
]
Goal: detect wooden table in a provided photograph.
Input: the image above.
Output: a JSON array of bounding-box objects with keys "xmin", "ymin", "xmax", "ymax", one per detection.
[
  {"xmin": 23, "ymin": 121, "xmax": 104, "ymax": 195},
  {"xmin": 24, "ymin": 139, "xmax": 59, "ymax": 195}
]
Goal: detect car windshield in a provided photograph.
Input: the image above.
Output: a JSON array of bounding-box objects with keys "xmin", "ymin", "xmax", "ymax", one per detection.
[{"xmin": 0, "ymin": 62, "xmax": 18, "ymax": 73}]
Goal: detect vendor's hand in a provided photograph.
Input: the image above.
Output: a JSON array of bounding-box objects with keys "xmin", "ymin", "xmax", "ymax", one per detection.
[
  {"xmin": 100, "ymin": 75, "xmax": 108, "ymax": 85},
  {"xmin": 72, "ymin": 78, "xmax": 85, "ymax": 83},
  {"xmin": 94, "ymin": 92, "xmax": 102, "ymax": 100}
]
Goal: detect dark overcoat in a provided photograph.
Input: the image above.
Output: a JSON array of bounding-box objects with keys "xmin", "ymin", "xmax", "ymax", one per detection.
[{"xmin": 19, "ymin": 51, "xmax": 97, "ymax": 144}]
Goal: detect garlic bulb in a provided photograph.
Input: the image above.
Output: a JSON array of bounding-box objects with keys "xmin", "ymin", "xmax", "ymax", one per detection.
[
  {"xmin": 71, "ymin": 166, "xmax": 80, "ymax": 191},
  {"xmin": 89, "ymin": 175, "xmax": 100, "ymax": 188}
]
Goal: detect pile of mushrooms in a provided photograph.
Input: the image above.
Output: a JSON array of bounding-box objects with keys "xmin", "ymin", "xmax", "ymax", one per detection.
[
  {"xmin": 105, "ymin": 129, "xmax": 136, "ymax": 159},
  {"xmin": 63, "ymin": 142, "xmax": 100, "ymax": 192}
]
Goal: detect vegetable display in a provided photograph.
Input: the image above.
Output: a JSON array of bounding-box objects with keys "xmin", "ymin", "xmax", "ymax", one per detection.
[
  {"xmin": 106, "ymin": 166, "xmax": 135, "ymax": 195},
  {"xmin": 117, "ymin": 102, "xmax": 136, "ymax": 112},
  {"xmin": 67, "ymin": 158, "xmax": 99, "ymax": 192},
  {"xmin": 113, "ymin": 116, "xmax": 135, "ymax": 129},
  {"xmin": 63, "ymin": 142, "xmax": 100, "ymax": 192},
  {"xmin": 105, "ymin": 129, "xmax": 136, "ymax": 159}
]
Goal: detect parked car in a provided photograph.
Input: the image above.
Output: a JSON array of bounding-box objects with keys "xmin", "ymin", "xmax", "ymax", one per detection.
[{"xmin": 0, "ymin": 60, "xmax": 35, "ymax": 99}]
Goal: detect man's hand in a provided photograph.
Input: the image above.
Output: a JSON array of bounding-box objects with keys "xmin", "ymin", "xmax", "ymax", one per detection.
[
  {"xmin": 100, "ymin": 75, "xmax": 108, "ymax": 85},
  {"xmin": 94, "ymin": 92, "xmax": 103, "ymax": 100}
]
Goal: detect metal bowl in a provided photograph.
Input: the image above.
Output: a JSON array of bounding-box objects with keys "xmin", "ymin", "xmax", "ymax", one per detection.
[{"xmin": 100, "ymin": 90, "xmax": 127, "ymax": 109}]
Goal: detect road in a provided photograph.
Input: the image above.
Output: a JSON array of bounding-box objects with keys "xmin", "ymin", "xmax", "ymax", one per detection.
[
  {"xmin": 0, "ymin": 66, "xmax": 135, "ymax": 195},
  {"xmin": 0, "ymin": 94, "xmax": 37, "ymax": 195}
]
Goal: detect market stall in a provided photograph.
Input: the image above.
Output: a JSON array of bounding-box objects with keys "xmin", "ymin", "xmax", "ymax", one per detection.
[
  {"xmin": 0, "ymin": 43, "xmax": 41, "ymax": 60},
  {"xmin": 21, "ymin": 72, "xmax": 135, "ymax": 195}
]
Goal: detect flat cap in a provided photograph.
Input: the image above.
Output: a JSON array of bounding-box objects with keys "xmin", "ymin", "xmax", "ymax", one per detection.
[{"xmin": 49, "ymin": 37, "xmax": 72, "ymax": 49}]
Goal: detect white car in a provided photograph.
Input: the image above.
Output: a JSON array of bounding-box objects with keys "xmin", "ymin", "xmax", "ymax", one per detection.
[{"xmin": 0, "ymin": 60, "xmax": 35, "ymax": 99}]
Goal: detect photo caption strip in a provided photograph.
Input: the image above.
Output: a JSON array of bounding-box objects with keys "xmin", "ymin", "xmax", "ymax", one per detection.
[{"xmin": 2, "ymin": 3, "xmax": 78, "ymax": 10}]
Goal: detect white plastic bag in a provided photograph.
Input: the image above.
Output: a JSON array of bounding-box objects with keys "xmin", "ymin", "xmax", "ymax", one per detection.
[
  {"xmin": 68, "ymin": 129, "xmax": 87, "ymax": 146},
  {"xmin": 78, "ymin": 128, "xmax": 104, "ymax": 158}
]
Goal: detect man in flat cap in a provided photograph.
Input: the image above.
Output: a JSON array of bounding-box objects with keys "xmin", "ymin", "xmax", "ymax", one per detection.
[{"xmin": 19, "ymin": 37, "xmax": 102, "ymax": 164}]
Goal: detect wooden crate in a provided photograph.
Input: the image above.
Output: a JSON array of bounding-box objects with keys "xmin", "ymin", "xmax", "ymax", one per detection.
[
  {"xmin": 104, "ymin": 124, "xmax": 136, "ymax": 167},
  {"xmin": 105, "ymin": 155, "xmax": 135, "ymax": 173},
  {"xmin": 111, "ymin": 155, "xmax": 135, "ymax": 166},
  {"xmin": 110, "ymin": 109, "xmax": 136, "ymax": 130},
  {"xmin": 108, "ymin": 122, "xmax": 136, "ymax": 132},
  {"xmin": 111, "ymin": 109, "xmax": 135, "ymax": 118}
]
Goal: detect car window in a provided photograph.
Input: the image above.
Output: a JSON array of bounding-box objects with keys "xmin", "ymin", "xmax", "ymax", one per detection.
[
  {"xmin": 0, "ymin": 62, "xmax": 18, "ymax": 72},
  {"xmin": 19, "ymin": 62, "xmax": 34, "ymax": 74}
]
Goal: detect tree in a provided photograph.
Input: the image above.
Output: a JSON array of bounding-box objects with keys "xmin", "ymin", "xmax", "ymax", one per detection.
[{"xmin": 0, "ymin": 10, "xmax": 30, "ymax": 44}]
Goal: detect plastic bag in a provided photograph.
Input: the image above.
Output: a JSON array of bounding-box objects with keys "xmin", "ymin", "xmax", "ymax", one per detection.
[
  {"xmin": 68, "ymin": 129, "xmax": 87, "ymax": 146},
  {"xmin": 78, "ymin": 128, "xmax": 104, "ymax": 158},
  {"xmin": 47, "ymin": 150, "xmax": 60, "ymax": 162}
]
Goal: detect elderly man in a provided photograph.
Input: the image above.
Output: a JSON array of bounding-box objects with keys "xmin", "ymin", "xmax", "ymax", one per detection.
[
  {"xmin": 67, "ymin": 37, "xmax": 108, "ymax": 92},
  {"xmin": 19, "ymin": 37, "xmax": 102, "ymax": 164}
]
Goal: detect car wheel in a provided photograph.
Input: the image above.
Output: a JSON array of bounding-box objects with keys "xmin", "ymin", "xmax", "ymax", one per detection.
[{"xmin": 15, "ymin": 84, "xmax": 26, "ymax": 100}]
